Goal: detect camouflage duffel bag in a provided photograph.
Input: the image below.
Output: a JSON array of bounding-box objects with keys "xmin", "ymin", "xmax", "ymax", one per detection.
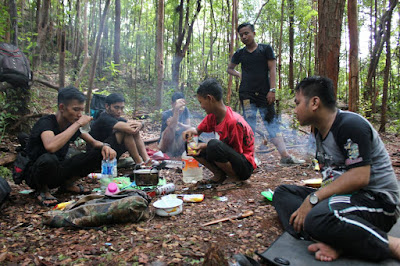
[{"xmin": 43, "ymin": 190, "xmax": 151, "ymax": 228}]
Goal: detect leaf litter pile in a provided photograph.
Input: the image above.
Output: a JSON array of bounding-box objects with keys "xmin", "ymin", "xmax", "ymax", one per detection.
[{"xmin": 1, "ymin": 120, "xmax": 400, "ymax": 265}]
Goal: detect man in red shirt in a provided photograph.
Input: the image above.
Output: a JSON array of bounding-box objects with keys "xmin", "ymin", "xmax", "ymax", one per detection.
[{"xmin": 183, "ymin": 79, "xmax": 256, "ymax": 183}]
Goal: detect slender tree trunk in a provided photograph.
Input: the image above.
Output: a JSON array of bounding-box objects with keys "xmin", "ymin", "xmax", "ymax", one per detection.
[
  {"xmin": 133, "ymin": 0, "xmax": 143, "ymax": 116},
  {"xmin": 347, "ymin": 0, "xmax": 359, "ymax": 112},
  {"xmin": 278, "ymin": 0, "xmax": 285, "ymax": 91},
  {"xmin": 85, "ymin": 0, "xmax": 111, "ymax": 113},
  {"xmin": 8, "ymin": 0, "xmax": 18, "ymax": 46},
  {"xmin": 59, "ymin": 30, "xmax": 66, "ymax": 89},
  {"xmin": 35, "ymin": 0, "xmax": 50, "ymax": 68},
  {"xmin": 317, "ymin": 0, "xmax": 346, "ymax": 96},
  {"xmin": 379, "ymin": 0, "xmax": 395, "ymax": 132},
  {"xmin": 227, "ymin": 0, "xmax": 237, "ymax": 104},
  {"xmin": 74, "ymin": 0, "xmax": 89, "ymax": 88},
  {"xmin": 172, "ymin": 0, "xmax": 202, "ymax": 90},
  {"xmin": 155, "ymin": 0, "xmax": 165, "ymax": 109},
  {"xmin": 72, "ymin": 0, "xmax": 80, "ymax": 71},
  {"xmin": 114, "ymin": 0, "xmax": 121, "ymax": 65},
  {"xmin": 288, "ymin": 0, "xmax": 294, "ymax": 91}
]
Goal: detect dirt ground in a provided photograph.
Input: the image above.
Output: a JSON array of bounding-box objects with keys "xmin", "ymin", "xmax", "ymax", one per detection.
[{"xmin": 1, "ymin": 118, "xmax": 400, "ymax": 265}]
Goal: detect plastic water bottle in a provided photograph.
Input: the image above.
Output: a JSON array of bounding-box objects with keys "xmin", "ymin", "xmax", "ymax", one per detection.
[
  {"xmin": 101, "ymin": 158, "xmax": 117, "ymax": 177},
  {"xmin": 156, "ymin": 183, "xmax": 176, "ymax": 195},
  {"xmin": 87, "ymin": 173, "xmax": 107, "ymax": 179},
  {"xmin": 181, "ymin": 151, "xmax": 203, "ymax": 183}
]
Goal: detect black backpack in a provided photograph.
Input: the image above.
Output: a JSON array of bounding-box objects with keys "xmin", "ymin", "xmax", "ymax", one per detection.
[
  {"xmin": 0, "ymin": 43, "xmax": 32, "ymax": 88},
  {"xmin": 90, "ymin": 94, "xmax": 107, "ymax": 120},
  {"xmin": 0, "ymin": 176, "xmax": 11, "ymax": 209}
]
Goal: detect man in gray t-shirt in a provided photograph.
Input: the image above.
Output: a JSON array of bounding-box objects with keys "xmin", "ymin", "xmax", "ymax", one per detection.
[{"xmin": 273, "ymin": 76, "xmax": 400, "ymax": 262}]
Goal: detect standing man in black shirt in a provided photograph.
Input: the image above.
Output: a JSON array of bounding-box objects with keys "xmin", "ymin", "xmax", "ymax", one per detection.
[
  {"xmin": 24, "ymin": 86, "xmax": 116, "ymax": 206},
  {"xmin": 227, "ymin": 22, "xmax": 303, "ymax": 166}
]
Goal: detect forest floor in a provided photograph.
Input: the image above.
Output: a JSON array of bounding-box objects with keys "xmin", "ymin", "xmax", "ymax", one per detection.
[{"xmin": 1, "ymin": 90, "xmax": 400, "ymax": 265}]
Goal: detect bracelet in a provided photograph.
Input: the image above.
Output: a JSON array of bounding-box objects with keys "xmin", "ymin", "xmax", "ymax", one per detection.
[{"xmin": 102, "ymin": 142, "xmax": 111, "ymax": 148}]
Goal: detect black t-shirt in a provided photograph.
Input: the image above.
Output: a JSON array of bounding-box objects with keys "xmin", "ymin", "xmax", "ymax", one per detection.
[
  {"xmin": 160, "ymin": 107, "xmax": 190, "ymax": 137},
  {"xmin": 231, "ymin": 43, "xmax": 276, "ymax": 97},
  {"xmin": 26, "ymin": 114, "xmax": 81, "ymax": 161},
  {"xmin": 90, "ymin": 111, "xmax": 127, "ymax": 142}
]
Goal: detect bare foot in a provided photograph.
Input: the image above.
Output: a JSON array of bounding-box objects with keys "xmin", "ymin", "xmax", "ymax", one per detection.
[
  {"xmin": 308, "ymin": 242, "xmax": 340, "ymax": 262},
  {"xmin": 389, "ymin": 236, "xmax": 400, "ymax": 260}
]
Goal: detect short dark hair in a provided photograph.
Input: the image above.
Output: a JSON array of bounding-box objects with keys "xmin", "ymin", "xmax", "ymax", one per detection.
[
  {"xmin": 106, "ymin": 93, "xmax": 125, "ymax": 105},
  {"xmin": 171, "ymin": 91, "xmax": 185, "ymax": 103},
  {"xmin": 58, "ymin": 85, "xmax": 86, "ymax": 105},
  {"xmin": 295, "ymin": 76, "xmax": 336, "ymax": 109},
  {"xmin": 197, "ymin": 78, "xmax": 223, "ymax": 101},
  {"xmin": 238, "ymin": 22, "xmax": 255, "ymax": 32}
]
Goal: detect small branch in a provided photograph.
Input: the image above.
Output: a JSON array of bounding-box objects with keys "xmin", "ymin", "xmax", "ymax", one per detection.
[
  {"xmin": 9, "ymin": 113, "xmax": 45, "ymax": 131},
  {"xmin": 33, "ymin": 77, "xmax": 59, "ymax": 90}
]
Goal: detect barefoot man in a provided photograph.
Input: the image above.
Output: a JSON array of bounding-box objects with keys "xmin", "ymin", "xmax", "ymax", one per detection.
[{"xmin": 272, "ymin": 76, "xmax": 400, "ymax": 262}]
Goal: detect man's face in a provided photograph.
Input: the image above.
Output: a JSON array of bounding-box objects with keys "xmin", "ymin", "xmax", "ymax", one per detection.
[
  {"xmin": 106, "ymin": 102, "xmax": 125, "ymax": 118},
  {"xmin": 238, "ymin": 26, "xmax": 255, "ymax": 46},
  {"xmin": 294, "ymin": 90, "xmax": 313, "ymax": 126},
  {"xmin": 60, "ymin": 99, "xmax": 85, "ymax": 124},
  {"xmin": 197, "ymin": 95, "xmax": 212, "ymax": 114}
]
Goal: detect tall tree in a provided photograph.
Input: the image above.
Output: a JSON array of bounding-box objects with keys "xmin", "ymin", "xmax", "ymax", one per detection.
[
  {"xmin": 74, "ymin": 0, "xmax": 90, "ymax": 88},
  {"xmin": 59, "ymin": 30, "xmax": 66, "ymax": 89},
  {"xmin": 379, "ymin": 0, "xmax": 396, "ymax": 132},
  {"xmin": 85, "ymin": 0, "xmax": 111, "ymax": 113},
  {"xmin": 172, "ymin": 0, "xmax": 202, "ymax": 89},
  {"xmin": 156, "ymin": 0, "xmax": 165, "ymax": 109},
  {"xmin": 114, "ymin": 0, "xmax": 121, "ymax": 65},
  {"xmin": 227, "ymin": 0, "xmax": 237, "ymax": 104},
  {"xmin": 347, "ymin": 0, "xmax": 359, "ymax": 112},
  {"xmin": 8, "ymin": 0, "xmax": 18, "ymax": 46},
  {"xmin": 288, "ymin": 0, "xmax": 294, "ymax": 91},
  {"xmin": 317, "ymin": 0, "xmax": 346, "ymax": 95},
  {"xmin": 278, "ymin": 0, "xmax": 285, "ymax": 91},
  {"xmin": 36, "ymin": 0, "xmax": 50, "ymax": 67}
]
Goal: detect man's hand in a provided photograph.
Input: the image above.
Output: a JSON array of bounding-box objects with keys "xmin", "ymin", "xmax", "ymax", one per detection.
[
  {"xmin": 289, "ymin": 196, "xmax": 313, "ymax": 232},
  {"xmin": 77, "ymin": 114, "xmax": 92, "ymax": 127},
  {"xmin": 182, "ymin": 127, "xmax": 198, "ymax": 141},
  {"xmin": 188, "ymin": 142, "xmax": 206, "ymax": 156},
  {"xmin": 266, "ymin": 91, "xmax": 276, "ymax": 105},
  {"xmin": 128, "ymin": 120, "xmax": 143, "ymax": 134},
  {"xmin": 101, "ymin": 145, "xmax": 117, "ymax": 160},
  {"xmin": 174, "ymin": 99, "xmax": 186, "ymax": 114}
]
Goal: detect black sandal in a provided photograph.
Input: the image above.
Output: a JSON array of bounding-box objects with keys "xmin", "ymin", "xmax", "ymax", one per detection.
[
  {"xmin": 37, "ymin": 192, "xmax": 59, "ymax": 207},
  {"xmin": 59, "ymin": 183, "xmax": 91, "ymax": 195}
]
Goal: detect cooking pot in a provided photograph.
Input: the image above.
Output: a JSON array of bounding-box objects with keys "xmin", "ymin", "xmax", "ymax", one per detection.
[
  {"xmin": 133, "ymin": 168, "xmax": 159, "ymax": 186},
  {"xmin": 153, "ymin": 198, "xmax": 183, "ymax": 216}
]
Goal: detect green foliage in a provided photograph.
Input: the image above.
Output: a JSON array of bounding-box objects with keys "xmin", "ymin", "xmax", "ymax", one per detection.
[
  {"xmin": 0, "ymin": 166, "xmax": 12, "ymax": 181},
  {"xmin": 0, "ymin": 5, "xmax": 8, "ymax": 41}
]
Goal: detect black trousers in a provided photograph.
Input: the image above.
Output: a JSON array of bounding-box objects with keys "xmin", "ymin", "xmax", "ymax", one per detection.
[
  {"xmin": 25, "ymin": 148, "xmax": 103, "ymax": 190},
  {"xmin": 197, "ymin": 139, "xmax": 253, "ymax": 180},
  {"xmin": 272, "ymin": 184, "xmax": 398, "ymax": 261}
]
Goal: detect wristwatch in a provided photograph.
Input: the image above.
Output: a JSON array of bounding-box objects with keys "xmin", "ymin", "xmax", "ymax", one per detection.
[
  {"xmin": 270, "ymin": 88, "xmax": 276, "ymax": 93},
  {"xmin": 309, "ymin": 193, "xmax": 319, "ymax": 206}
]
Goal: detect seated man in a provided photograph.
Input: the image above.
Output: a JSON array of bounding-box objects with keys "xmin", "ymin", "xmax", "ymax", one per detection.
[
  {"xmin": 89, "ymin": 93, "xmax": 155, "ymax": 167},
  {"xmin": 182, "ymin": 78, "xmax": 256, "ymax": 183},
  {"xmin": 159, "ymin": 92, "xmax": 191, "ymax": 157},
  {"xmin": 24, "ymin": 86, "xmax": 116, "ymax": 206},
  {"xmin": 272, "ymin": 76, "xmax": 400, "ymax": 262}
]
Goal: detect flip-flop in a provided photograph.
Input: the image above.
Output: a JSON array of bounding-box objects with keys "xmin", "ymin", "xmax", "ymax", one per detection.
[
  {"xmin": 59, "ymin": 184, "xmax": 91, "ymax": 195},
  {"xmin": 37, "ymin": 192, "xmax": 59, "ymax": 207}
]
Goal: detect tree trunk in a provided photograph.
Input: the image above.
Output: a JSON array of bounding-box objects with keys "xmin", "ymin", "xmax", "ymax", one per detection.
[
  {"xmin": 155, "ymin": 0, "xmax": 165, "ymax": 109},
  {"xmin": 288, "ymin": 0, "xmax": 294, "ymax": 91},
  {"xmin": 364, "ymin": 0, "xmax": 398, "ymax": 114},
  {"xmin": 317, "ymin": 0, "xmax": 346, "ymax": 96},
  {"xmin": 74, "ymin": 0, "xmax": 89, "ymax": 88},
  {"xmin": 347, "ymin": 0, "xmax": 359, "ymax": 112},
  {"xmin": 227, "ymin": 0, "xmax": 237, "ymax": 104},
  {"xmin": 379, "ymin": 0, "xmax": 395, "ymax": 132},
  {"xmin": 8, "ymin": 0, "xmax": 18, "ymax": 46},
  {"xmin": 278, "ymin": 0, "xmax": 285, "ymax": 91},
  {"xmin": 172, "ymin": 0, "xmax": 202, "ymax": 90},
  {"xmin": 113, "ymin": 0, "xmax": 121, "ymax": 65},
  {"xmin": 36, "ymin": 0, "xmax": 51, "ymax": 68},
  {"xmin": 85, "ymin": 0, "xmax": 111, "ymax": 113},
  {"xmin": 59, "ymin": 30, "xmax": 66, "ymax": 89},
  {"xmin": 72, "ymin": 0, "xmax": 81, "ymax": 71}
]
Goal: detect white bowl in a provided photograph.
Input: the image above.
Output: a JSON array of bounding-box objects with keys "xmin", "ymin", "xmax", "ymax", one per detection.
[{"xmin": 153, "ymin": 198, "xmax": 183, "ymax": 216}]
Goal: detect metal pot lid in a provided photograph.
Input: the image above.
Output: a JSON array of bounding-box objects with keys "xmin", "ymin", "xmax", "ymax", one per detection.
[{"xmin": 133, "ymin": 168, "xmax": 159, "ymax": 174}]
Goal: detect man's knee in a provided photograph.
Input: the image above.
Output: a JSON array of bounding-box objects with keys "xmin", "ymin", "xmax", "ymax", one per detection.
[{"xmin": 206, "ymin": 139, "xmax": 225, "ymax": 161}]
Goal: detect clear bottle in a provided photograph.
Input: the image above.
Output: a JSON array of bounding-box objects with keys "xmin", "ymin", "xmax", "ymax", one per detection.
[
  {"xmin": 181, "ymin": 151, "xmax": 203, "ymax": 184},
  {"xmin": 101, "ymin": 158, "xmax": 118, "ymax": 177}
]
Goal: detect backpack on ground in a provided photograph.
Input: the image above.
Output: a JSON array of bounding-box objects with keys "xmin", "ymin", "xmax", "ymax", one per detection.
[
  {"xmin": 0, "ymin": 43, "xmax": 32, "ymax": 88},
  {"xmin": 43, "ymin": 190, "xmax": 151, "ymax": 228},
  {"xmin": 90, "ymin": 94, "xmax": 107, "ymax": 120},
  {"xmin": 0, "ymin": 176, "xmax": 11, "ymax": 209}
]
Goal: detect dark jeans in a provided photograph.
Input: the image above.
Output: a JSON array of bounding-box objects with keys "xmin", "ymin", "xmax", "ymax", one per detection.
[
  {"xmin": 25, "ymin": 147, "xmax": 103, "ymax": 189},
  {"xmin": 197, "ymin": 139, "xmax": 253, "ymax": 180},
  {"xmin": 273, "ymin": 184, "xmax": 397, "ymax": 261}
]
